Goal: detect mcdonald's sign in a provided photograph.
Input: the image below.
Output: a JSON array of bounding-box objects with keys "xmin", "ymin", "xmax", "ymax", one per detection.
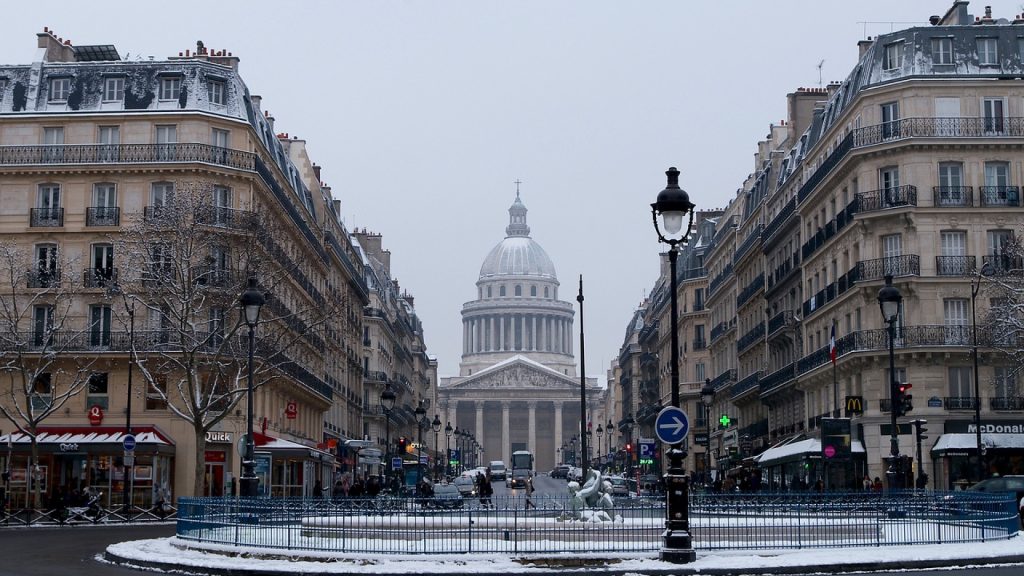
[{"xmin": 845, "ymin": 395, "xmax": 864, "ymax": 417}]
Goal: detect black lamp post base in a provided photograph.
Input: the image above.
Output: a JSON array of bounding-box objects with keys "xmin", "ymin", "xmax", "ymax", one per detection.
[
  {"xmin": 239, "ymin": 475, "xmax": 259, "ymax": 498},
  {"xmin": 660, "ymin": 530, "xmax": 696, "ymax": 563}
]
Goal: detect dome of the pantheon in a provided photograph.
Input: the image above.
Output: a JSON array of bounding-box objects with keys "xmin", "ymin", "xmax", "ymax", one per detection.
[{"xmin": 478, "ymin": 194, "xmax": 557, "ymax": 281}]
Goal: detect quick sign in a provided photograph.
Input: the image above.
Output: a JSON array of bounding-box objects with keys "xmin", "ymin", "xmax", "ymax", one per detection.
[
  {"xmin": 285, "ymin": 401, "xmax": 298, "ymax": 420},
  {"xmin": 206, "ymin": 431, "xmax": 232, "ymax": 443}
]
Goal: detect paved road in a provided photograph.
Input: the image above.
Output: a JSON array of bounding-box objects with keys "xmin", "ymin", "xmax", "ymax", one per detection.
[{"xmin": 0, "ymin": 524, "xmax": 174, "ymax": 576}]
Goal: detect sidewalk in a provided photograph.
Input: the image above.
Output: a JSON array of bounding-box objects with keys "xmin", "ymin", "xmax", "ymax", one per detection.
[{"xmin": 104, "ymin": 536, "xmax": 1024, "ymax": 575}]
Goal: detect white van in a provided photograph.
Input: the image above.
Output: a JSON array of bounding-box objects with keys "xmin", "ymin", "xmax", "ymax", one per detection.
[{"xmin": 489, "ymin": 460, "xmax": 507, "ymax": 481}]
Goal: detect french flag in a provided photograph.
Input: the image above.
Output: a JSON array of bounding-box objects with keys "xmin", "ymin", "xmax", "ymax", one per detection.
[{"xmin": 829, "ymin": 323, "xmax": 837, "ymax": 364}]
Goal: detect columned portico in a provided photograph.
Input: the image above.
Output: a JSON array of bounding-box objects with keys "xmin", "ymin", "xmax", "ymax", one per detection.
[{"xmin": 501, "ymin": 401, "xmax": 511, "ymax": 465}]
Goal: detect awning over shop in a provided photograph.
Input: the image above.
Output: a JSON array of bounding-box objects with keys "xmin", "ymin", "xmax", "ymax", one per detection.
[
  {"xmin": 253, "ymin": 432, "xmax": 334, "ymax": 463},
  {"xmin": 756, "ymin": 437, "xmax": 865, "ymax": 467},
  {"xmin": 0, "ymin": 426, "xmax": 174, "ymax": 454},
  {"xmin": 932, "ymin": 433, "xmax": 1024, "ymax": 454}
]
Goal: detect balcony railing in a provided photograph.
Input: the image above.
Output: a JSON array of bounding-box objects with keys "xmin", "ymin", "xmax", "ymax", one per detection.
[
  {"xmin": 800, "ymin": 199, "xmax": 857, "ymax": 262},
  {"xmin": 733, "ymin": 224, "xmax": 763, "ymax": 265},
  {"xmin": 767, "ymin": 310, "xmax": 794, "ymax": 337},
  {"xmin": 26, "ymin": 268, "xmax": 61, "ymax": 288},
  {"xmin": 30, "ymin": 208, "xmax": 63, "ymax": 227},
  {"xmin": 83, "ymin": 268, "xmax": 117, "ymax": 288},
  {"xmin": 0, "ymin": 143, "xmax": 255, "ymax": 170},
  {"xmin": 710, "ymin": 319, "xmax": 735, "ymax": 345},
  {"xmin": 736, "ymin": 272, "xmax": 765, "ymax": 309},
  {"xmin": 979, "ymin": 186, "xmax": 1021, "ymax": 207},
  {"xmin": 944, "ymin": 396, "xmax": 978, "ymax": 410},
  {"xmin": 365, "ymin": 370, "xmax": 389, "ymax": 383},
  {"xmin": 767, "ymin": 254, "xmax": 799, "ymax": 292},
  {"xmin": 708, "ymin": 263, "xmax": 734, "ymax": 297},
  {"xmin": 86, "ymin": 206, "xmax": 120, "ymax": 226},
  {"xmin": 936, "ymin": 255, "xmax": 976, "ymax": 276},
  {"xmin": 192, "ymin": 266, "xmax": 235, "ymax": 287},
  {"xmin": 982, "ymin": 255, "xmax": 1023, "ymax": 275},
  {"xmin": 730, "ymin": 371, "xmax": 761, "ymax": 399},
  {"xmin": 933, "ymin": 186, "xmax": 973, "ymax": 207},
  {"xmin": 802, "ymin": 265, "xmax": 859, "ymax": 318},
  {"xmin": 991, "ymin": 397, "xmax": 1024, "ymax": 411},
  {"xmin": 692, "ymin": 338, "xmax": 706, "ymax": 351},
  {"xmin": 759, "ymin": 363, "xmax": 795, "ymax": 394},
  {"xmin": 710, "ymin": 368, "xmax": 736, "ymax": 392},
  {"xmin": 855, "ymin": 185, "xmax": 918, "ymax": 213},
  {"xmin": 195, "ymin": 205, "xmax": 255, "ymax": 229},
  {"xmin": 737, "ymin": 322, "xmax": 765, "ymax": 354},
  {"xmin": 856, "ymin": 255, "xmax": 920, "ymax": 282},
  {"xmin": 762, "ymin": 198, "xmax": 796, "ymax": 245}
]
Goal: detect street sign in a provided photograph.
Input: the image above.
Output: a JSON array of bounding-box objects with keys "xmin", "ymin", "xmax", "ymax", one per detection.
[
  {"xmin": 419, "ymin": 455, "xmax": 428, "ymax": 465},
  {"xmin": 391, "ymin": 457, "xmax": 403, "ymax": 470},
  {"xmin": 124, "ymin": 454, "xmax": 134, "ymax": 467},
  {"xmin": 694, "ymin": 432, "xmax": 709, "ymax": 446},
  {"xmin": 655, "ymin": 406, "xmax": 690, "ymax": 445},
  {"xmin": 639, "ymin": 442, "xmax": 655, "ymax": 458},
  {"xmin": 122, "ymin": 434, "xmax": 136, "ymax": 451}
]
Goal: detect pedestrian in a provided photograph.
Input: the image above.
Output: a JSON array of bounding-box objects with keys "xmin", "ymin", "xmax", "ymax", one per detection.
[
  {"xmin": 349, "ymin": 479, "xmax": 364, "ymax": 498},
  {"xmin": 313, "ymin": 479, "xmax": 323, "ymax": 499},
  {"xmin": 525, "ymin": 475, "xmax": 536, "ymax": 509},
  {"xmin": 872, "ymin": 477, "xmax": 883, "ymax": 492},
  {"xmin": 862, "ymin": 475, "xmax": 872, "ymax": 491},
  {"xmin": 814, "ymin": 479, "xmax": 824, "ymax": 493},
  {"xmin": 479, "ymin": 470, "xmax": 493, "ymax": 508}
]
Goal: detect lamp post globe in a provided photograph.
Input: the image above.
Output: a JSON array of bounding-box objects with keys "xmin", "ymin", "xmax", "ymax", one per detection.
[
  {"xmin": 380, "ymin": 387, "xmax": 396, "ymax": 476},
  {"xmin": 444, "ymin": 421, "xmax": 453, "ymax": 477},
  {"xmin": 432, "ymin": 414, "xmax": 442, "ymax": 482},
  {"xmin": 652, "ymin": 167, "xmax": 697, "ymax": 563},
  {"xmin": 238, "ymin": 277, "xmax": 265, "ymax": 498},
  {"xmin": 878, "ymin": 275, "xmax": 903, "ymax": 490}
]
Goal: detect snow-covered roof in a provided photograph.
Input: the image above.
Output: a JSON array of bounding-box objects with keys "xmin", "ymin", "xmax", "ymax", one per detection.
[
  {"xmin": 0, "ymin": 426, "xmax": 172, "ymax": 445},
  {"xmin": 756, "ymin": 437, "xmax": 865, "ymax": 466},
  {"xmin": 932, "ymin": 433, "xmax": 1024, "ymax": 452}
]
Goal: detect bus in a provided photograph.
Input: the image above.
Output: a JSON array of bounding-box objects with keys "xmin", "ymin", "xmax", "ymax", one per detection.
[{"xmin": 509, "ymin": 450, "xmax": 534, "ymax": 488}]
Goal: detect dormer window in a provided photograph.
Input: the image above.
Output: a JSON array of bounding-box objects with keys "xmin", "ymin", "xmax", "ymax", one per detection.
[
  {"xmin": 48, "ymin": 77, "xmax": 70, "ymax": 102},
  {"xmin": 159, "ymin": 76, "xmax": 181, "ymax": 100},
  {"xmin": 208, "ymin": 79, "xmax": 225, "ymax": 105},
  {"xmin": 103, "ymin": 77, "xmax": 124, "ymax": 101},
  {"xmin": 883, "ymin": 41, "xmax": 903, "ymax": 71},
  {"xmin": 932, "ymin": 37, "xmax": 953, "ymax": 65},
  {"xmin": 978, "ymin": 38, "xmax": 998, "ymax": 65}
]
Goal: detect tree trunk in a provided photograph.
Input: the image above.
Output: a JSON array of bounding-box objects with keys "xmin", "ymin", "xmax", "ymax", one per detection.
[{"xmin": 193, "ymin": 423, "xmax": 207, "ymax": 497}]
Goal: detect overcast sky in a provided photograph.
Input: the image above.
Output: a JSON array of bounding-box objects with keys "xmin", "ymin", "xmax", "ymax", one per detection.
[{"xmin": 5, "ymin": 1, "xmax": 1021, "ymax": 385}]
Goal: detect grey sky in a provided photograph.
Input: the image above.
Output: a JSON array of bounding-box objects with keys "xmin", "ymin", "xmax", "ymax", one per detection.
[{"xmin": 4, "ymin": 1, "xmax": 1017, "ymax": 385}]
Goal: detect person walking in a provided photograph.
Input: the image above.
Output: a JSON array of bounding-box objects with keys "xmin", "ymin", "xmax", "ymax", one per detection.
[
  {"xmin": 525, "ymin": 475, "xmax": 536, "ymax": 509},
  {"xmin": 479, "ymin": 470, "xmax": 493, "ymax": 508}
]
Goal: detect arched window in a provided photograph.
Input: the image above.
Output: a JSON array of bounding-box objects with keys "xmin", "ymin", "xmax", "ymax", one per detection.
[
  {"xmin": 544, "ymin": 286, "xmax": 549, "ymax": 298},
  {"xmin": 530, "ymin": 286, "xmax": 537, "ymax": 297},
  {"xmin": 499, "ymin": 286, "xmax": 506, "ymax": 297},
  {"xmin": 515, "ymin": 285, "xmax": 522, "ymax": 296},
  {"xmin": 487, "ymin": 286, "xmax": 492, "ymax": 298}
]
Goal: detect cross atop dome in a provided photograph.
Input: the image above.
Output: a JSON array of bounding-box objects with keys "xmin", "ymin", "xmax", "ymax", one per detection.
[{"xmin": 506, "ymin": 186, "xmax": 530, "ymax": 237}]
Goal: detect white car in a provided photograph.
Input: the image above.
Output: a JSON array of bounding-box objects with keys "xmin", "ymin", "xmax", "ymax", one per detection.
[{"xmin": 567, "ymin": 466, "xmax": 583, "ymax": 482}]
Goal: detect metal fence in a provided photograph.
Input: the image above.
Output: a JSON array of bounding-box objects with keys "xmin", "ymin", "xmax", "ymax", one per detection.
[
  {"xmin": 0, "ymin": 503, "xmax": 177, "ymax": 527},
  {"xmin": 175, "ymin": 491, "xmax": 1019, "ymax": 554}
]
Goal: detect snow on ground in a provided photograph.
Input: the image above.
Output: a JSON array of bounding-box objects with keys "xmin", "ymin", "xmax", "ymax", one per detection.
[{"xmin": 104, "ymin": 535, "xmax": 1024, "ymax": 574}]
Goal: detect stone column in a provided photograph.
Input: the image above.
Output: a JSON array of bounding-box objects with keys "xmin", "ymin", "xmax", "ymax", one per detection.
[
  {"xmin": 462, "ymin": 320, "xmax": 468, "ymax": 355},
  {"xmin": 499, "ymin": 316, "xmax": 505, "ymax": 351},
  {"xmin": 531, "ymin": 315, "xmax": 537, "ymax": 351},
  {"xmin": 528, "ymin": 401, "xmax": 537, "ymax": 456},
  {"xmin": 475, "ymin": 401, "xmax": 485, "ymax": 454},
  {"xmin": 501, "ymin": 401, "xmax": 511, "ymax": 465},
  {"xmin": 553, "ymin": 401, "xmax": 563, "ymax": 463}
]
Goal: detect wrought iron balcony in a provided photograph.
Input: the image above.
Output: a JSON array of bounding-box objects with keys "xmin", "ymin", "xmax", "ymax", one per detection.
[
  {"xmin": 759, "ymin": 363, "xmax": 795, "ymax": 394},
  {"xmin": 710, "ymin": 368, "xmax": 736, "ymax": 391},
  {"xmin": 736, "ymin": 272, "xmax": 765, "ymax": 309},
  {"xmin": 195, "ymin": 205, "xmax": 255, "ymax": 229},
  {"xmin": 944, "ymin": 396, "xmax": 978, "ymax": 410},
  {"xmin": 710, "ymin": 319, "xmax": 735, "ymax": 345},
  {"xmin": 980, "ymin": 186, "xmax": 1021, "ymax": 207},
  {"xmin": 30, "ymin": 207, "xmax": 63, "ymax": 227},
  {"xmin": 933, "ymin": 186, "xmax": 973, "ymax": 207},
  {"xmin": 192, "ymin": 266, "xmax": 235, "ymax": 287},
  {"xmin": 982, "ymin": 254, "xmax": 1023, "ymax": 275},
  {"xmin": 762, "ymin": 198, "xmax": 795, "ymax": 245},
  {"xmin": 856, "ymin": 255, "xmax": 920, "ymax": 282},
  {"xmin": 936, "ymin": 255, "xmax": 976, "ymax": 276},
  {"xmin": 85, "ymin": 206, "xmax": 120, "ymax": 226},
  {"xmin": 855, "ymin": 185, "xmax": 918, "ymax": 213},
  {"xmin": 0, "ymin": 143, "xmax": 255, "ymax": 170},
  {"xmin": 83, "ymin": 268, "xmax": 117, "ymax": 288},
  {"xmin": 767, "ymin": 252, "xmax": 800, "ymax": 292},
  {"xmin": 802, "ymin": 265, "xmax": 859, "ymax": 318},
  {"xmin": 991, "ymin": 397, "xmax": 1024, "ymax": 411},
  {"xmin": 800, "ymin": 199, "xmax": 857, "ymax": 261},
  {"xmin": 26, "ymin": 268, "xmax": 60, "ymax": 288},
  {"xmin": 692, "ymin": 338, "xmax": 706, "ymax": 351},
  {"xmin": 708, "ymin": 263, "xmax": 734, "ymax": 297},
  {"xmin": 737, "ymin": 322, "xmax": 765, "ymax": 354},
  {"xmin": 733, "ymin": 224, "xmax": 763, "ymax": 265},
  {"xmin": 730, "ymin": 371, "xmax": 761, "ymax": 399}
]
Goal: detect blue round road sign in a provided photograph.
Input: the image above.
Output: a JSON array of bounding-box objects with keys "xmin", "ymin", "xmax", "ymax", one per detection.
[
  {"xmin": 655, "ymin": 406, "xmax": 690, "ymax": 445},
  {"xmin": 122, "ymin": 434, "xmax": 137, "ymax": 451}
]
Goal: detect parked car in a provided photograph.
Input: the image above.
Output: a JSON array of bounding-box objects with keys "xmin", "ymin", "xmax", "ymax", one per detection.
[
  {"xmin": 426, "ymin": 483, "xmax": 464, "ymax": 509},
  {"xmin": 640, "ymin": 474, "xmax": 663, "ymax": 495},
  {"xmin": 967, "ymin": 475, "xmax": 1024, "ymax": 527},
  {"xmin": 567, "ymin": 466, "xmax": 583, "ymax": 483},
  {"xmin": 454, "ymin": 475, "xmax": 478, "ymax": 497},
  {"xmin": 551, "ymin": 465, "xmax": 571, "ymax": 479},
  {"xmin": 606, "ymin": 475, "xmax": 638, "ymax": 497}
]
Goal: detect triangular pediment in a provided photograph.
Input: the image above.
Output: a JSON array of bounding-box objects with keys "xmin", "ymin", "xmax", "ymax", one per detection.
[{"xmin": 447, "ymin": 355, "xmax": 578, "ymax": 390}]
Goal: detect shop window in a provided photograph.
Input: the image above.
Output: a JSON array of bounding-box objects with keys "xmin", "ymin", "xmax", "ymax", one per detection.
[
  {"xmin": 87, "ymin": 372, "xmax": 109, "ymax": 410},
  {"xmin": 31, "ymin": 373, "xmax": 52, "ymax": 410}
]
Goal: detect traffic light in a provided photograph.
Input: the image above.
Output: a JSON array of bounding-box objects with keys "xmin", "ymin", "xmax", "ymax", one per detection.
[
  {"xmin": 899, "ymin": 383, "xmax": 913, "ymax": 415},
  {"xmin": 625, "ymin": 443, "xmax": 633, "ymax": 454},
  {"xmin": 398, "ymin": 437, "xmax": 407, "ymax": 453}
]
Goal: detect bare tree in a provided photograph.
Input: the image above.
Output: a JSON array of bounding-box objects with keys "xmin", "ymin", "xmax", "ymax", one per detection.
[
  {"xmin": 0, "ymin": 242, "xmax": 94, "ymax": 509},
  {"xmin": 978, "ymin": 235, "xmax": 1024, "ymax": 383},
  {"xmin": 115, "ymin": 179, "xmax": 337, "ymax": 496}
]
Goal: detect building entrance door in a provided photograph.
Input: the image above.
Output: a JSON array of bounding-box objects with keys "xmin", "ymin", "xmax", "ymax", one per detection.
[{"xmin": 204, "ymin": 451, "xmax": 225, "ymax": 497}]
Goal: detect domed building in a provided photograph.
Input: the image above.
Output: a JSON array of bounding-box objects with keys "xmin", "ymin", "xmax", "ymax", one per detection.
[{"xmin": 439, "ymin": 194, "xmax": 601, "ymax": 473}]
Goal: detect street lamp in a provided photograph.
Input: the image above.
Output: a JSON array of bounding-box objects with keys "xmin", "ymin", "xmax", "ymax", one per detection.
[
  {"xmin": 652, "ymin": 166, "xmax": 697, "ymax": 563},
  {"xmin": 107, "ymin": 282, "xmax": 136, "ymax": 511},
  {"xmin": 238, "ymin": 277, "xmax": 265, "ymax": 498},
  {"xmin": 622, "ymin": 414, "xmax": 635, "ymax": 477},
  {"xmin": 380, "ymin": 387, "xmax": 396, "ymax": 478},
  {"xmin": 444, "ymin": 421, "xmax": 453, "ymax": 478},
  {"xmin": 414, "ymin": 402, "xmax": 426, "ymax": 483},
  {"xmin": 878, "ymin": 274, "xmax": 903, "ymax": 491},
  {"xmin": 432, "ymin": 415, "xmax": 441, "ymax": 482},
  {"xmin": 972, "ymin": 263, "xmax": 992, "ymax": 482},
  {"xmin": 596, "ymin": 424, "xmax": 604, "ymax": 470},
  {"xmin": 606, "ymin": 420, "xmax": 613, "ymax": 467},
  {"xmin": 701, "ymin": 379, "xmax": 716, "ymax": 486}
]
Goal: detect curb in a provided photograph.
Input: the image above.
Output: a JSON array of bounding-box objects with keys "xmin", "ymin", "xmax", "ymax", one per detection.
[{"xmin": 102, "ymin": 548, "xmax": 1024, "ymax": 576}]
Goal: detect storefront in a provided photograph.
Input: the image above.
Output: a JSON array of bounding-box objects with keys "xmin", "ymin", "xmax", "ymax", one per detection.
[
  {"xmin": 756, "ymin": 436, "xmax": 866, "ymax": 491},
  {"xmin": 251, "ymin": 432, "xmax": 335, "ymax": 498},
  {"xmin": 931, "ymin": 419, "xmax": 1024, "ymax": 488},
  {"xmin": 0, "ymin": 426, "xmax": 175, "ymax": 509}
]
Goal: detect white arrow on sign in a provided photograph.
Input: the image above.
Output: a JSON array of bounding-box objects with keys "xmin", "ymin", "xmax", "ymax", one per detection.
[{"xmin": 659, "ymin": 416, "xmax": 686, "ymax": 436}]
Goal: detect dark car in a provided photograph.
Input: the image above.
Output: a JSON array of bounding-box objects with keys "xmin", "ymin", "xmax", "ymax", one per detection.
[
  {"xmin": 426, "ymin": 483, "xmax": 464, "ymax": 509},
  {"xmin": 453, "ymin": 475, "xmax": 477, "ymax": 497},
  {"xmin": 508, "ymin": 469, "xmax": 530, "ymax": 489},
  {"xmin": 640, "ymin": 474, "xmax": 663, "ymax": 495},
  {"xmin": 967, "ymin": 475, "xmax": 1024, "ymax": 526},
  {"xmin": 551, "ymin": 465, "xmax": 571, "ymax": 479}
]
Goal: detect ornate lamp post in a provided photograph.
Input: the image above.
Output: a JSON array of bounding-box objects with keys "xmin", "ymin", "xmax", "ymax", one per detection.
[
  {"xmin": 380, "ymin": 387, "xmax": 396, "ymax": 478},
  {"xmin": 606, "ymin": 420, "xmax": 613, "ymax": 467},
  {"xmin": 971, "ymin": 264, "xmax": 992, "ymax": 482},
  {"xmin": 444, "ymin": 421, "xmax": 453, "ymax": 478},
  {"xmin": 596, "ymin": 424, "xmax": 604, "ymax": 469},
  {"xmin": 432, "ymin": 415, "xmax": 442, "ymax": 482},
  {"xmin": 107, "ymin": 283, "xmax": 136, "ymax": 510},
  {"xmin": 700, "ymin": 379, "xmax": 716, "ymax": 486},
  {"xmin": 414, "ymin": 402, "xmax": 427, "ymax": 483},
  {"xmin": 652, "ymin": 166, "xmax": 698, "ymax": 563},
  {"xmin": 570, "ymin": 436, "xmax": 577, "ymax": 466},
  {"xmin": 238, "ymin": 278, "xmax": 265, "ymax": 498},
  {"xmin": 878, "ymin": 275, "xmax": 904, "ymax": 491},
  {"xmin": 455, "ymin": 428, "xmax": 464, "ymax": 473}
]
